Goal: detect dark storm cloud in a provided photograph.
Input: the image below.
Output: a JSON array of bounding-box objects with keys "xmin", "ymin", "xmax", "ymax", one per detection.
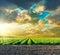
[
  {"xmin": 47, "ymin": 7, "xmax": 60, "ymax": 24},
  {"xmin": 48, "ymin": 14, "xmax": 60, "ymax": 22},
  {"xmin": 0, "ymin": 0, "xmax": 13, "ymax": 7},
  {"xmin": 7, "ymin": 0, "xmax": 42, "ymax": 9},
  {"xmin": 0, "ymin": 0, "xmax": 18, "ymax": 22},
  {"xmin": 44, "ymin": 0, "xmax": 60, "ymax": 24},
  {"xmin": 0, "ymin": 0, "xmax": 60, "ymax": 10},
  {"xmin": 45, "ymin": 0, "xmax": 60, "ymax": 10},
  {"xmin": 0, "ymin": 0, "xmax": 44, "ymax": 9}
]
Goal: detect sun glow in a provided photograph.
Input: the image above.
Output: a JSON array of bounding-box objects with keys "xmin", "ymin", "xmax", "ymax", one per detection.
[
  {"xmin": 0, "ymin": 22, "xmax": 59, "ymax": 37},
  {"xmin": 0, "ymin": 23, "xmax": 13, "ymax": 36},
  {"xmin": 0, "ymin": 23, "xmax": 34, "ymax": 36},
  {"xmin": 0, "ymin": 23, "xmax": 19, "ymax": 36}
]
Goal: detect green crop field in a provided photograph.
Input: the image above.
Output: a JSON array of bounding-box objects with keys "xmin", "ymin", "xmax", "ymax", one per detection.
[
  {"xmin": 0, "ymin": 38, "xmax": 60, "ymax": 45},
  {"xmin": 0, "ymin": 27, "xmax": 60, "ymax": 45}
]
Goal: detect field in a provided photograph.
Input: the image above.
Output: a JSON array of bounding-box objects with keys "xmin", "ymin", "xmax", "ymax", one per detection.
[
  {"xmin": 0, "ymin": 38, "xmax": 60, "ymax": 45},
  {"xmin": 0, "ymin": 24, "xmax": 60, "ymax": 45}
]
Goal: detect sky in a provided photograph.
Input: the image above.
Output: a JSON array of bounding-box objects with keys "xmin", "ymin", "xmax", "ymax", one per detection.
[
  {"xmin": 0, "ymin": 0, "xmax": 60, "ymax": 24},
  {"xmin": 0, "ymin": 0, "xmax": 60, "ymax": 36},
  {"xmin": 0, "ymin": 0, "xmax": 60, "ymax": 10},
  {"xmin": 45, "ymin": 0, "xmax": 60, "ymax": 10}
]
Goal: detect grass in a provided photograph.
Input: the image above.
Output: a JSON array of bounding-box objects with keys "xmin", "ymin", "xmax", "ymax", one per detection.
[{"xmin": 0, "ymin": 38, "xmax": 60, "ymax": 45}]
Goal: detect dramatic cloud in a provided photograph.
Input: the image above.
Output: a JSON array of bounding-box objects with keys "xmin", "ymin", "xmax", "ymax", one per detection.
[
  {"xmin": 0, "ymin": 0, "xmax": 60, "ymax": 24},
  {"xmin": 0, "ymin": 0, "xmax": 60, "ymax": 37},
  {"xmin": 47, "ymin": 7, "xmax": 60, "ymax": 25},
  {"xmin": 7, "ymin": 0, "xmax": 42, "ymax": 9},
  {"xmin": 45, "ymin": 0, "xmax": 60, "ymax": 10}
]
